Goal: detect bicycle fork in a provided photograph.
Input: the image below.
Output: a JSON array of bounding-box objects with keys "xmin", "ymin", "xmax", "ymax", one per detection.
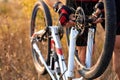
[
  {"xmin": 66, "ymin": 27, "xmax": 79, "ymax": 78},
  {"xmin": 86, "ymin": 28, "xmax": 95, "ymax": 68}
]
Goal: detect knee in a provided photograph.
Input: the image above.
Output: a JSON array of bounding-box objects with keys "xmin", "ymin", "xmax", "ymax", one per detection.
[
  {"xmin": 113, "ymin": 52, "xmax": 120, "ymax": 75},
  {"xmin": 113, "ymin": 57, "xmax": 120, "ymax": 79}
]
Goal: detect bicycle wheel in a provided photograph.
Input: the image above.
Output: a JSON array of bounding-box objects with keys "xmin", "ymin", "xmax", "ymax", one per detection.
[
  {"xmin": 30, "ymin": 1, "xmax": 52, "ymax": 74},
  {"xmin": 74, "ymin": 1, "xmax": 116, "ymax": 79}
]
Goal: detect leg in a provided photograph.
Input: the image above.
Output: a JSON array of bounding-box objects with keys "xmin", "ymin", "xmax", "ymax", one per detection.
[
  {"xmin": 75, "ymin": 46, "xmax": 86, "ymax": 78},
  {"xmin": 76, "ymin": 46, "xmax": 86, "ymax": 65},
  {"xmin": 75, "ymin": 28, "xmax": 88, "ymax": 78},
  {"xmin": 113, "ymin": 35, "xmax": 120, "ymax": 80}
]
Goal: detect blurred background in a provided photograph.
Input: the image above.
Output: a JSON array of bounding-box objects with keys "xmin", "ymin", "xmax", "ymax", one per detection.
[{"xmin": 0, "ymin": 0, "xmax": 118, "ymax": 80}]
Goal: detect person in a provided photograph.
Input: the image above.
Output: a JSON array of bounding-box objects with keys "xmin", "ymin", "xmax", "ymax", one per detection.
[
  {"xmin": 44, "ymin": 0, "xmax": 120, "ymax": 79},
  {"xmin": 44, "ymin": 0, "xmax": 99, "ymax": 78},
  {"xmin": 93, "ymin": 0, "xmax": 120, "ymax": 79},
  {"xmin": 44, "ymin": 0, "xmax": 98, "ymax": 66}
]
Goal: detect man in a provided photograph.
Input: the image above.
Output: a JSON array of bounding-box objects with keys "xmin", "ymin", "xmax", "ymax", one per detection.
[
  {"xmin": 44, "ymin": 0, "xmax": 98, "ymax": 66},
  {"xmin": 44, "ymin": 0, "xmax": 99, "ymax": 78}
]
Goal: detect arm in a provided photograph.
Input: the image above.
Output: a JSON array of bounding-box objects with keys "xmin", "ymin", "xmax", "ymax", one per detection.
[{"xmin": 91, "ymin": 0, "xmax": 104, "ymax": 23}]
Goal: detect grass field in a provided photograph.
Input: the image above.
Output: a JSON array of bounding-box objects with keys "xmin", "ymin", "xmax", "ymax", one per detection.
[{"xmin": 0, "ymin": 0, "xmax": 118, "ymax": 80}]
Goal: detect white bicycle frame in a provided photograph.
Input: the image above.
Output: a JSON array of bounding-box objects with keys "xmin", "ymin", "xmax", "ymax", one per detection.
[
  {"xmin": 32, "ymin": 26, "xmax": 95, "ymax": 80},
  {"xmin": 86, "ymin": 28, "xmax": 95, "ymax": 68}
]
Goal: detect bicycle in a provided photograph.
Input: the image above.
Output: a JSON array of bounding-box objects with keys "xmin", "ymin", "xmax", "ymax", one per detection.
[{"xmin": 30, "ymin": 0, "xmax": 116, "ymax": 80}]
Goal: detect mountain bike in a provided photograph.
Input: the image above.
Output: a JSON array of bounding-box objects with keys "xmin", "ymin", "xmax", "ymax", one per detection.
[{"xmin": 30, "ymin": 0, "xmax": 116, "ymax": 80}]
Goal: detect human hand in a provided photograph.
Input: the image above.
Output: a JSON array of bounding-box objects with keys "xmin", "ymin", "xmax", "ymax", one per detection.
[
  {"xmin": 90, "ymin": 8, "xmax": 104, "ymax": 24},
  {"xmin": 91, "ymin": 1, "xmax": 104, "ymax": 24},
  {"xmin": 58, "ymin": 6, "xmax": 76, "ymax": 27},
  {"xmin": 53, "ymin": 2, "xmax": 76, "ymax": 27},
  {"xmin": 93, "ymin": 17, "xmax": 104, "ymax": 23}
]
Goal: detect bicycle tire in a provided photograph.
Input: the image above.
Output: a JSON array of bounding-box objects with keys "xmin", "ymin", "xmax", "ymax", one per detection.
[
  {"xmin": 30, "ymin": 1, "xmax": 52, "ymax": 75},
  {"xmin": 66, "ymin": 0, "xmax": 116, "ymax": 79},
  {"xmin": 76, "ymin": 1, "xmax": 116, "ymax": 79}
]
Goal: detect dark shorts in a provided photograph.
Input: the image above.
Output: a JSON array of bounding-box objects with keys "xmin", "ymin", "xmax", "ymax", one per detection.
[
  {"xmin": 116, "ymin": 0, "xmax": 120, "ymax": 35},
  {"xmin": 76, "ymin": 27, "xmax": 88, "ymax": 46},
  {"xmin": 76, "ymin": 26, "xmax": 96, "ymax": 46},
  {"xmin": 116, "ymin": 22, "xmax": 120, "ymax": 35},
  {"xmin": 73, "ymin": 2, "xmax": 97, "ymax": 46}
]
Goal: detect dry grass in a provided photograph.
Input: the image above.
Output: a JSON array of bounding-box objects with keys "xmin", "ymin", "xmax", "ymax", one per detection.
[
  {"xmin": 0, "ymin": 0, "xmax": 118, "ymax": 80},
  {"xmin": 0, "ymin": 1, "xmax": 37, "ymax": 80}
]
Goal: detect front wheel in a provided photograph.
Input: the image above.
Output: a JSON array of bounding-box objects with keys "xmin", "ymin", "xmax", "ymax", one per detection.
[{"xmin": 75, "ymin": 0, "xmax": 116, "ymax": 79}]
